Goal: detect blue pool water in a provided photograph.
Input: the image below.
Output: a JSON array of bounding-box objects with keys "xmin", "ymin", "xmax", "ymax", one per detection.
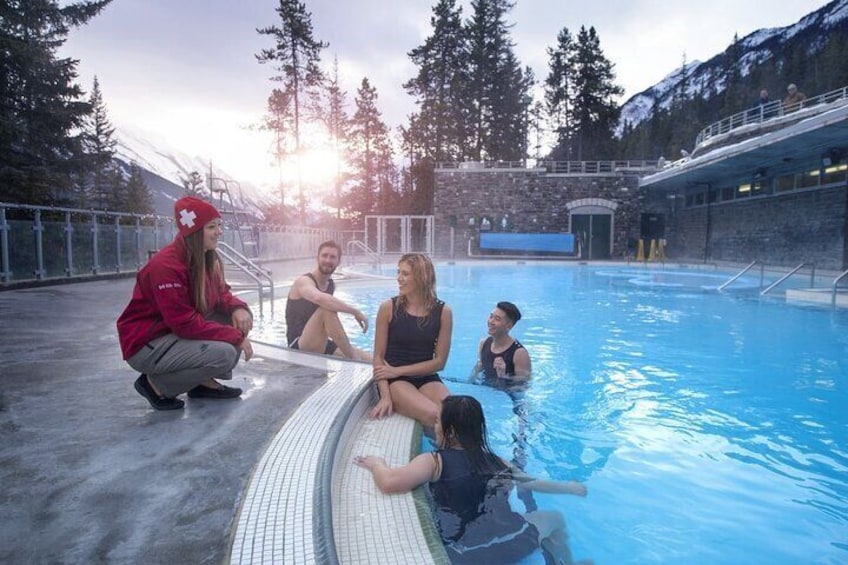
[{"xmin": 257, "ymin": 263, "xmax": 848, "ymax": 564}]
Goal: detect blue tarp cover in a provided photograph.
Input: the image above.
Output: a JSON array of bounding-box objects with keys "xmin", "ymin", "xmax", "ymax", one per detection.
[{"xmin": 479, "ymin": 232, "xmax": 575, "ymax": 253}]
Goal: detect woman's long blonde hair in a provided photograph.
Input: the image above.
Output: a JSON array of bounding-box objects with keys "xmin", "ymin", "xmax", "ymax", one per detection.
[
  {"xmin": 183, "ymin": 229, "xmax": 224, "ymax": 313},
  {"xmin": 396, "ymin": 253, "xmax": 438, "ymax": 325}
]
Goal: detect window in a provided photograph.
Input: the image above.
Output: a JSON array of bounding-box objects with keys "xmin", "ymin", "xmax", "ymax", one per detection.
[
  {"xmin": 822, "ymin": 163, "xmax": 847, "ymax": 186},
  {"xmin": 776, "ymin": 175, "xmax": 795, "ymax": 192},
  {"xmin": 721, "ymin": 186, "xmax": 735, "ymax": 201},
  {"xmin": 737, "ymin": 183, "xmax": 751, "ymax": 198},
  {"xmin": 798, "ymin": 169, "xmax": 820, "ymax": 189}
]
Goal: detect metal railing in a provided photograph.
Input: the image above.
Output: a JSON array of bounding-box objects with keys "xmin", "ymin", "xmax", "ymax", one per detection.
[
  {"xmin": 695, "ymin": 85, "xmax": 848, "ymax": 147},
  {"xmin": 217, "ymin": 241, "xmax": 275, "ymax": 316},
  {"xmin": 718, "ymin": 260, "xmax": 760, "ymax": 292},
  {"xmin": 436, "ymin": 159, "xmax": 660, "ymax": 174},
  {"xmin": 832, "ymin": 269, "xmax": 848, "ymax": 307},
  {"xmin": 345, "ymin": 240, "xmax": 381, "ymax": 269},
  {"xmin": 0, "ymin": 202, "xmax": 174, "ymax": 284},
  {"xmin": 760, "ymin": 263, "xmax": 815, "ymax": 295}
]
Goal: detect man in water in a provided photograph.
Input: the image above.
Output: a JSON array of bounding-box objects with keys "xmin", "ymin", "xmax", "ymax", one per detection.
[
  {"xmin": 471, "ymin": 301, "xmax": 537, "ymax": 510},
  {"xmin": 285, "ymin": 240, "xmax": 371, "ymax": 361}
]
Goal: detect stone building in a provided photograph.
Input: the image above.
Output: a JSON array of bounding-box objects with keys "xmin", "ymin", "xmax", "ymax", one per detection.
[
  {"xmin": 433, "ymin": 162, "xmax": 652, "ymax": 259},
  {"xmin": 433, "ymin": 88, "xmax": 848, "ymax": 271}
]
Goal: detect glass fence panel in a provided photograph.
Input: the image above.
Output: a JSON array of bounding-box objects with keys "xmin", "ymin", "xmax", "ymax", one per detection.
[
  {"xmin": 98, "ymin": 221, "xmax": 119, "ymax": 273},
  {"xmin": 8, "ymin": 220, "xmax": 37, "ymax": 282},
  {"xmin": 118, "ymin": 223, "xmax": 140, "ymax": 270},
  {"xmin": 72, "ymin": 221, "xmax": 96, "ymax": 276},
  {"xmin": 42, "ymin": 220, "xmax": 68, "ymax": 278}
]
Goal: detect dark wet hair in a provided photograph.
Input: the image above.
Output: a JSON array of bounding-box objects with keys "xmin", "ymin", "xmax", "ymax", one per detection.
[
  {"xmin": 440, "ymin": 395, "xmax": 506, "ymax": 476},
  {"xmin": 496, "ymin": 301, "xmax": 521, "ymax": 324}
]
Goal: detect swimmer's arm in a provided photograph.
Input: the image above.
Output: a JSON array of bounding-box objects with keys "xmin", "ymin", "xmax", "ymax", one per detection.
[
  {"xmin": 468, "ymin": 337, "xmax": 486, "ymax": 383},
  {"xmin": 354, "ymin": 453, "xmax": 437, "ymax": 494},
  {"xmin": 507, "ymin": 462, "xmax": 587, "ymax": 496},
  {"xmin": 511, "ymin": 347, "xmax": 531, "ymax": 381}
]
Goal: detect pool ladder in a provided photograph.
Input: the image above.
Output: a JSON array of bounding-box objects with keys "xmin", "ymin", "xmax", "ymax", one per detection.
[{"xmin": 719, "ymin": 261, "xmax": 816, "ymax": 294}]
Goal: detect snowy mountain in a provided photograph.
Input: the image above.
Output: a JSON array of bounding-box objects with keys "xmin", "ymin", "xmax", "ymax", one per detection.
[
  {"xmin": 617, "ymin": 0, "xmax": 848, "ymax": 135},
  {"xmin": 113, "ymin": 124, "xmax": 270, "ymax": 217}
]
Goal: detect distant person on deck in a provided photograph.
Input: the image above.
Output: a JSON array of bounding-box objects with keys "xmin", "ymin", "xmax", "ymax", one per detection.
[
  {"xmin": 285, "ymin": 240, "xmax": 371, "ymax": 361},
  {"xmin": 756, "ymin": 88, "xmax": 776, "ymax": 119},
  {"xmin": 783, "ymin": 83, "xmax": 807, "ymax": 113}
]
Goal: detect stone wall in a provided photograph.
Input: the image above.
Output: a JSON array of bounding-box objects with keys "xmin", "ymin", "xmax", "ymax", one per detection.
[
  {"xmin": 665, "ymin": 186, "xmax": 847, "ymax": 269},
  {"xmin": 434, "ymin": 168, "xmax": 643, "ymax": 258}
]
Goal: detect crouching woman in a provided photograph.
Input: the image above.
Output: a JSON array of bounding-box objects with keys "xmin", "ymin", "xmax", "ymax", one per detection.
[{"xmin": 117, "ymin": 196, "xmax": 254, "ymax": 410}]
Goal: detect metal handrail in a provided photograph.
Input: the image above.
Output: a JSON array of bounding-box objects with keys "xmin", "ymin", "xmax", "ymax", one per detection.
[
  {"xmin": 718, "ymin": 260, "xmax": 759, "ymax": 292},
  {"xmin": 218, "ymin": 241, "xmax": 274, "ymax": 315},
  {"xmin": 695, "ymin": 85, "xmax": 848, "ymax": 147},
  {"xmin": 346, "ymin": 240, "xmax": 381, "ymax": 268},
  {"xmin": 831, "ymin": 269, "xmax": 848, "ymax": 307},
  {"xmin": 761, "ymin": 263, "xmax": 815, "ymax": 296}
]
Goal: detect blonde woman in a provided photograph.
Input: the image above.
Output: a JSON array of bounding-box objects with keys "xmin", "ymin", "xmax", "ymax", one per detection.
[
  {"xmin": 117, "ymin": 196, "xmax": 253, "ymax": 410},
  {"xmin": 370, "ymin": 253, "xmax": 452, "ymax": 427}
]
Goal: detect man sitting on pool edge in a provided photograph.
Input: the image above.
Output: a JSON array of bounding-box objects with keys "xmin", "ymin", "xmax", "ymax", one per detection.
[{"xmin": 285, "ymin": 240, "xmax": 371, "ymax": 361}]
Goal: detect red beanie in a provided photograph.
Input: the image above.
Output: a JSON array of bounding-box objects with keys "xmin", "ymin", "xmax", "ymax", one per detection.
[{"xmin": 174, "ymin": 196, "xmax": 221, "ymax": 237}]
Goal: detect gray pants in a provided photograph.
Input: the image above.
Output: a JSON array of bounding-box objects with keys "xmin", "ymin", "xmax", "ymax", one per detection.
[{"xmin": 127, "ymin": 319, "xmax": 241, "ymax": 397}]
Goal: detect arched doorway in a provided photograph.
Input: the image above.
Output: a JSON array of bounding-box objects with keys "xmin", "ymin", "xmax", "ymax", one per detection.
[{"xmin": 567, "ymin": 198, "xmax": 618, "ymax": 260}]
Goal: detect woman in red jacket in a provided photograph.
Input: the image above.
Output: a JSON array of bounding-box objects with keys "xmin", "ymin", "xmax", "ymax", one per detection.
[{"xmin": 117, "ymin": 196, "xmax": 254, "ymax": 410}]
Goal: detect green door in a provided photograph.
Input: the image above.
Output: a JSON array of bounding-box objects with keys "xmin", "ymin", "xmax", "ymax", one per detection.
[{"xmin": 571, "ymin": 214, "xmax": 611, "ymax": 260}]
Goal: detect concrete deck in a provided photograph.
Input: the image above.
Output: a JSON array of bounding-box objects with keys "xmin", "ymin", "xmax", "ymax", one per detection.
[{"xmin": 0, "ymin": 262, "xmax": 327, "ymax": 564}]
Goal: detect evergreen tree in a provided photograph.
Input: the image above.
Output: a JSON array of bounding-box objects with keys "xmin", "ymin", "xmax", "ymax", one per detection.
[
  {"xmin": 569, "ymin": 25, "xmax": 623, "ymax": 160},
  {"xmin": 256, "ymin": 0, "xmax": 327, "ymax": 220},
  {"xmin": 464, "ymin": 0, "xmax": 529, "ymax": 161},
  {"xmin": 322, "ymin": 56, "xmax": 349, "ymax": 220},
  {"xmin": 404, "ymin": 0, "xmax": 469, "ymax": 163},
  {"xmin": 544, "ymin": 26, "xmax": 576, "ymax": 160},
  {"xmin": 81, "ymin": 76, "xmax": 117, "ymax": 208},
  {"xmin": 0, "ymin": 0, "xmax": 111, "ymax": 204},
  {"xmin": 124, "ymin": 161, "xmax": 153, "ymax": 215},
  {"xmin": 180, "ymin": 171, "xmax": 205, "ymax": 196},
  {"xmin": 720, "ymin": 33, "xmax": 745, "ymax": 116},
  {"xmin": 346, "ymin": 78, "xmax": 393, "ymax": 221}
]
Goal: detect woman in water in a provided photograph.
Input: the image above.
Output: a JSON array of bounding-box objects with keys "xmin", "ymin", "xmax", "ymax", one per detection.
[
  {"xmin": 356, "ymin": 395, "xmax": 588, "ymax": 564},
  {"xmin": 370, "ymin": 253, "xmax": 452, "ymax": 428}
]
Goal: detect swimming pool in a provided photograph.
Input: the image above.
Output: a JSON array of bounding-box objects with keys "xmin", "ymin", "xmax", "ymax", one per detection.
[{"xmin": 255, "ymin": 262, "xmax": 848, "ymax": 564}]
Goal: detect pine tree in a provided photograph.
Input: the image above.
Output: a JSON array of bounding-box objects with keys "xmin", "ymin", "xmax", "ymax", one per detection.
[
  {"xmin": 0, "ymin": 0, "xmax": 111, "ymax": 204},
  {"xmin": 346, "ymin": 78, "xmax": 394, "ymax": 220},
  {"xmin": 257, "ymin": 0, "xmax": 327, "ymax": 221},
  {"xmin": 81, "ymin": 76, "xmax": 117, "ymax": 209},
  {"xmin": 404, "ymin": 0, "xmax": 469, "ymax": 163},
  {"xmin": 180, "ymin": 171, "xmax": 205, "ymax": 196},
  {"xmin": 569, "ymin": 26, "xmax": 623, "ymax": 160},
  {"xmin": 124, "ymin": 162, "xmax": 153, "ymax": 215},
  {"xmin": 464, "ymin": 0, "xmax": 529, "ymax": 161},
  {"xmin": 544, "ymin": 26, "xmax": 576, "ymax": 160},
  {"xmin": 323, "ymin": 57, "xmax": 349, "ymax": 220}
]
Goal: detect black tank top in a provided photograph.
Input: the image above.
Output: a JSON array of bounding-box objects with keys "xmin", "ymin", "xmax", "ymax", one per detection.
[
  {"xmin": 480, "ymin": 336, "xmax": 524, "ymax": 379},
  {"xmin": 384, "ymin": 296, "xmax": 444, "ymax": 376},
  {"xmin": 285, "ymin": 273, "xmax": 334, "ymax": 345}
]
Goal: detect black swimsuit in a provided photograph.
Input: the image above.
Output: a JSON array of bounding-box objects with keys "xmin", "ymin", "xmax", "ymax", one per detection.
[
  {"xmin": 385, "ymin": 297, "xmax": 445, "ymax": 388},
  {"xmin": 285, "ymin": 273, "xmax": 338, "ymax": 354}
]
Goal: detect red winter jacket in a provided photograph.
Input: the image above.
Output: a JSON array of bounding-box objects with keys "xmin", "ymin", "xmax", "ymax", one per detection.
[{"xmin": 117, "ymin": 238, "xmax": 250, "ymax": 359}]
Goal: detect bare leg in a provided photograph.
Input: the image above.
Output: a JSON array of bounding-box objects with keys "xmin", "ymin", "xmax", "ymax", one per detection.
[
  {"xmin": 525, "ymin": 511, "xmax": 575, "ymax": 565},
  {"xmin": 389, "ymin": 381, "xmax": 442, "ymax": 428},
  {"xmin": 296, "ymin": 308, "xmax": 370, "ymax": 360}
]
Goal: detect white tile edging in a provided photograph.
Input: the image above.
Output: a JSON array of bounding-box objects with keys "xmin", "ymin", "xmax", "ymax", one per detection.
[{"xmin": 228, "ymin": 341, "xmax": 442, "ymax": 565}]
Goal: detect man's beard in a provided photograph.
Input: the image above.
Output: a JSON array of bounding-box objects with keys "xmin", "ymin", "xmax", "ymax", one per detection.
[{"xmin": 319, "ymin": 263, "xmax": 336, "ymax": 275}]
